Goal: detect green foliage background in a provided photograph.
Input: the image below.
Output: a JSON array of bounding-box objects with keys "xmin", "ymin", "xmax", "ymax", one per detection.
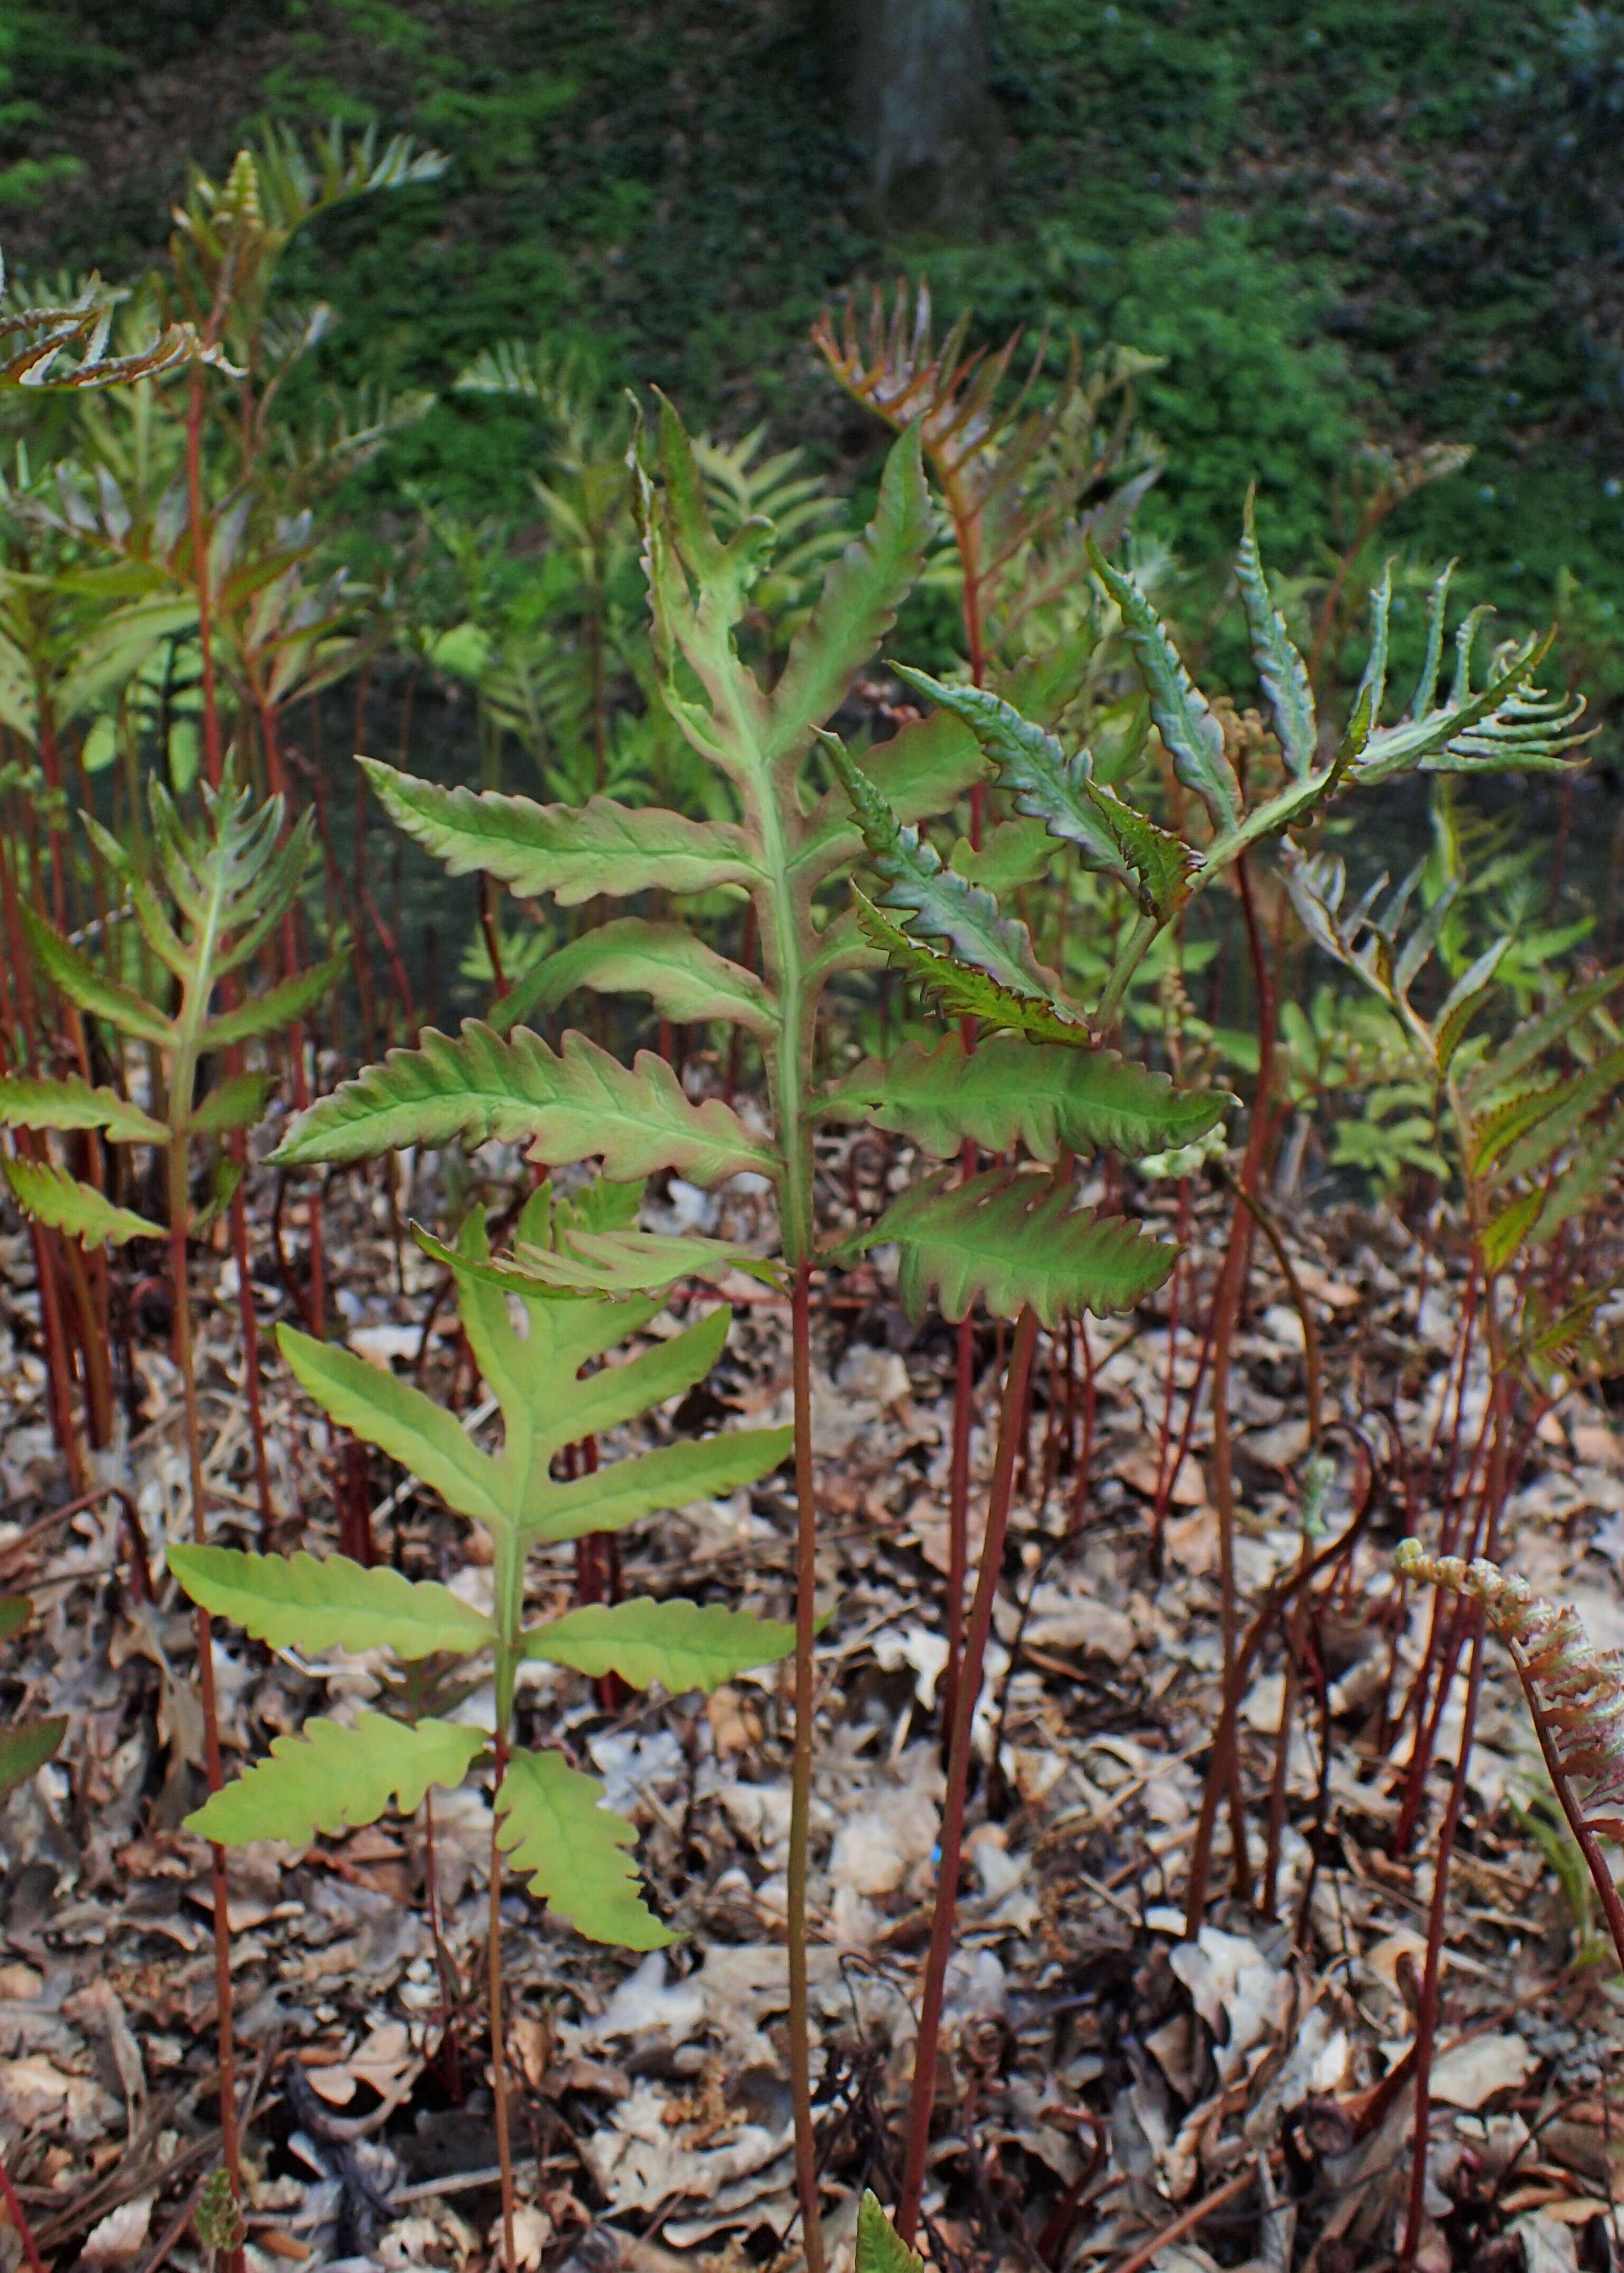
[{"xmin": 5, "ymin": 0, "xmax": 1624, "ymax": 608}]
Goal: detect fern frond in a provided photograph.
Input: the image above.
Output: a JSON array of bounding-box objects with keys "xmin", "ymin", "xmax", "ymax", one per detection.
[
  {"xmin": 1395, "ymin": 1543, "xmax": 1624, "ymax": 1837},
  {"xmin": 821, "ymin": 729, "xmax": 1059, "ymax": 998}
]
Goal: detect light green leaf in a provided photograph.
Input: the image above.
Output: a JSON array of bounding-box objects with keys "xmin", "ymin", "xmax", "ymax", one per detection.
[
  {"xmin": 492, "ymin": 919, "xmax": 773, "ymax": 1040},
  {"xmin": 20, "ymin": 905, "xmax": 173, "ymax": 1045},
  {"xmin": 0, "ymin": 1595, "xmax": 30, "ymax": 1643},
  {"xmin": 0, "ymin": 1074, "xmax": 166, "ymax": 1146},
  {"xmin": 186, "ymin": 1071, "xmax": 274, "ymax": 1138},
  {"xmin": 56, "ymin": 595, "xmax": 199, "ymax": 722},
  {"xmin": 1236, "ymin": 491, "xmax": 1316, "ymax": 777},
  {"xmin": 2, "ymin": 1158, "xmax": 162, "ymax": 1248},
  {"xmin": 415, "ymin": 1221, "xmax": 784, "ymax": 1298},
  {"xmin": 205, "ymin": 954, "xmax": 348, "ymax": 1049},
  {"xmin": 1488, "ymin": 1047, "xmax": 1624, "ymax": 1188},
  {"xmin": 857, "ymin": 2192, "xmax": 924, "ymax": 2273},
  {"xmin": 168, "ymin": 1544, "xmax": 494, "ymax": 1659},
  {"xmin": 1089, "ymin": 541, "xmax": 1241, "ymax": 832},
  {"xmin": 525, "ymin": 1426, "xmax": 794, "ymax": 1544},
  {"xmin": 860, "ymin": 1166, "xmax": 1176, "ymax": 1324},
  {"xmin": 0, "ymin": 1717, "xmax": 66, "ymax": 1803},
  {"xmin": 1534, "ymin": 1105, "xmax": 1624, "ymax": 1241},
  {"xmin": 360, "ymin": 758, "xmax": 760, "ymax": 905},
  {"xmin": 187, "ymin": 1712, "xmax": 484, "ymax": 1847},
  {"xmin": 277, "ymin": 1324, "xmax": 507, "ymax": 1528},
  {"xmin": 951, "ymin": 817, "xmax": 1056, "ymax": 895},
  {"xmin": 496, "ymin": 1747, "xmax": 673, "ymax": 1948},
  {"xmin": 524, "ymin": 1598, "xmax": 795, "ymax": 1692},
  {"xmin": 270, "ymin": 1023, "xmax": 776, "ymax": 1186},
  {"xmin": 820, "ymin": 1032, "xmax": 1227, "ymax": 1161},
  {"xmin": 852, "ymin": 888, "xmax": 1093, "ymax": 1047},
  {"xmin": 1481, "ymin": 1189, "xmax": 1543, "ymax": 1274},
  {"xmin": 894, "ymin": 667, "xmax": 1196, "ymax": 920},
  {"xmin": 767, "ymin": 423, "xmax": 931, "ymax": 773},
  {"xmin": 434, "ymin": 1207, "xmax": 743, "ymax": 1478},
  {"xmin": 563, "ymin": 1315, "xmax": 749, "ymax": 1453},
  {"xmin": 1462, "ymin": 969, "xmax": 1624, "ymax": 1111},
  {"xmin": 822, "ymin": 730, "xmax": 1059, "ymax": 998}
]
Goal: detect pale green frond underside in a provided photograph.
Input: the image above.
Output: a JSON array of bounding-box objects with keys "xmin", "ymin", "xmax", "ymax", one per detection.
[
  {"xmin": 186, "ymin": 1713, "xmax": 485, "ymax": 1847},
  {"xmin": 414, "ymin": 1220, "xmax": 785, "ymax": 1298},
  {"xmin": 359, "ymin": 757, "xmax": 761, "ymax": 905},
  {"xmin": 20, "ymin": 904, "xmax": 174, "ymax": 1047},
  {"xmin": 819, "ymin": 1033, "xmax": 1228, "ymax": 1162},
  {"xmin": 524, "ymin": 1597, "xmax": 796, "ymax": 1692},
  {"xmin": 277, "ymin": 1323, "xmax": 507, "ymax": 1528},
  {"xmin": 492, "ymin": 918, "xmax": 774, "ymax": 1040},
  {"xmin": 766, "ymin": 422, "xmax": 932, "ymax": 771},
  {"xmin": 168, "ymin": 1544, "xmax": 494, "ymax": 1659},
  {"xmin": 523, "ymin": 1427, "xmax": 794, "ymax": 1544},
  {"xmin": 495, "ymin": 1747, "xmax": 673, "ymax": 1949},
  {"xmin": 205, "ymin": 953, "xmax": 349, "ymax": 1050},
  {"xmin": 269, "ymin": 1022, "xmax": 776, "ymax": 1186},
  {"xmin": 0, "ymin": 1074, "xmax": 167, "ymax": 1147},
  {"xmin": 864, "ymin": 1167, "xmax": 1177, "ymax": 1325},
  {"xmin": 1, "ymin": 1157, "xmax": 162, "ymax": 1248}
]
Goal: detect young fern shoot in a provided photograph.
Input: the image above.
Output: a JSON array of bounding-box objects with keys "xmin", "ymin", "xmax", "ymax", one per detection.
[
  {"xmin": 171, "ymin": 1177, "xmax": 794, "ymax": 2273},
  {"xmin": 0, "ymin": 772, "xmax": 338, "ymax": 2254}
]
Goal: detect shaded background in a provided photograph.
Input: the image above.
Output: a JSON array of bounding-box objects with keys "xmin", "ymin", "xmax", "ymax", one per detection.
[{"xmin": 5, "ymin": 0, "xmax": 1624, "ymax": 620}]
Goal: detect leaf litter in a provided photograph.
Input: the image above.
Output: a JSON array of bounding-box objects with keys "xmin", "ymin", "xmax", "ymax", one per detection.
[{"xmin": 0, "ymin": 1131, "xmax": 1621, "ymax": 2273}]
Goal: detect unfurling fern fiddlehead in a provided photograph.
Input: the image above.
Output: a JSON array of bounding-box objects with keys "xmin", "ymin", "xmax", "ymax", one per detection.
[{"xmin": 1395, "ymin": 1540, "xmax": 1624, "ymax": 1966}]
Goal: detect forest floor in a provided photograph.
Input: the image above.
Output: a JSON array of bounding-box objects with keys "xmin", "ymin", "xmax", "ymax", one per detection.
[{"xmin": 1, "ymin": 1127, "xmax": 1622, "ymax": 2273}]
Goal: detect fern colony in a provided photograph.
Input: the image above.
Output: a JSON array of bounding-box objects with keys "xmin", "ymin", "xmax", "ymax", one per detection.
[{"xmin": 0, "ymin": 136, "xmax": 1622, "ymax": 2273}]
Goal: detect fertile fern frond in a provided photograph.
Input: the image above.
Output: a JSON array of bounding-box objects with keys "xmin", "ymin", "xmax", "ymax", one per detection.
[{"xmin": 1395, "ymin": 1543, "xmax": 1624, "ymax": 1840}]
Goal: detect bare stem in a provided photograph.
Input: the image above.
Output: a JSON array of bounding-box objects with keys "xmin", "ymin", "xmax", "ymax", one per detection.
[
  {"xmin": 786, "ymin": 1258, "xmax": 827, "ymax": 2273},
  {"xmin": 488, "ymin": 1721, "xmax": 518, "ymax": 2273},
  {"xmin": 168, "ymin": 1138, "xmax": 244, "ymax": 2273},
  {"xmin": 1182, "ymin": 1473, "xmax": 1378, "ymax": 1938},
  {"xmin": 898, "ymin": 1304, "xmax": 1041, "ymax": 2244},
  {"xmin": 0, "ymin": 2148, "xmax": 47, "ymax": 2273},
  {"xmin": 1399, "ymin": 1615, "xmax": 1488, "ymax": 2268},
  {"xmin": 1202, "ymin": 851, "xmax": 1276, "ymax": 1902}
]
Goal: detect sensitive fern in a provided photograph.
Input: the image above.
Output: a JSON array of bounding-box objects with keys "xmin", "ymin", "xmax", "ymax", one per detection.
[{"xmin": 171, "ymin": 1179, "xmax": 793, "ymax": 1948}]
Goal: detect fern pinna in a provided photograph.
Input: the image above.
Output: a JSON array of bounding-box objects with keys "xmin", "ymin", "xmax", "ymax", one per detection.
[{"xmin": 1395, "ymin": 1543, "xmax": 1624, "ymax": 1967}]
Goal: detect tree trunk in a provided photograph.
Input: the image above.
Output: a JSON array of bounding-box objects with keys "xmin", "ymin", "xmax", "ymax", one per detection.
[{"xmin": 829, "ymin": 0, "xmax": 991, "ymax": 230}]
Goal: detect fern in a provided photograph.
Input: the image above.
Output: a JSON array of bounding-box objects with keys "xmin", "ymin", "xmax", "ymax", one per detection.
[
  {"xmin": 1395, "ymin": 1543, "xmax": 1624, "ymax": 1966},
  {"xmin": 0, "ymin": 775, "xmax": 332, "ymax": 1249},
  {"xmin": 171, "ymin": 1182, "xmax": 794, "ymax": 1948},
  {"xmin": 847, "ymin": 1165, "xmax": 1177, "ymax": 1325},
  {"xmin": 876, "ymin": 505, "xmax": 1588, "ymax": 1027}
]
